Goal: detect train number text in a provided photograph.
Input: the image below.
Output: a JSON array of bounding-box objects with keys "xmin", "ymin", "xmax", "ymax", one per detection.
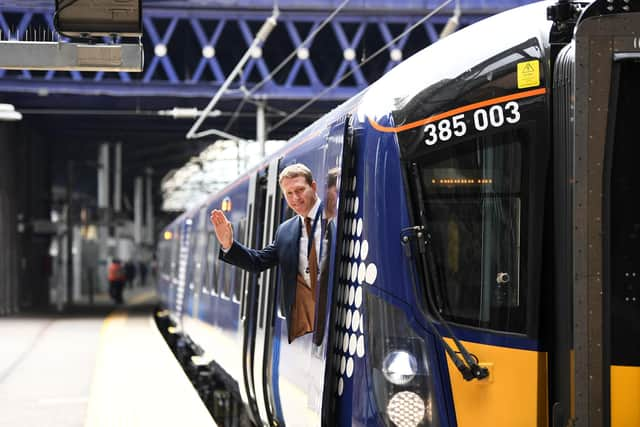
[{"xmin": 424, "ymin": 101, "xmax": 521, "ymax": 146}]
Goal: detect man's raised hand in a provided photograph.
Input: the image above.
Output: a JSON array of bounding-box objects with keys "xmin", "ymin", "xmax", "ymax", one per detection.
[{"xmin": 210, "ymin": 209, "xmax": 233, "ymax": 250}]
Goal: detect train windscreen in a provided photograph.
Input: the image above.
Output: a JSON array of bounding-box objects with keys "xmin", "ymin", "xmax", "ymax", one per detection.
[
  {"xmin": 416, "ymin": 130, "xmax": 532, "ymax": 333},
  {"xmin": 608, "ymin": 60, "xmax": 640, "ymax": 366}
]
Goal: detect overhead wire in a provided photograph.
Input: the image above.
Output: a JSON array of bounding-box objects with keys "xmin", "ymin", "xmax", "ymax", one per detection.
[
  {"xmin": 223, "ymin": 0, "xmax": 352, "ymax": 133},
  {"xmin": 269, "ymin": 0, "xmax": 455, "ymax": 133},
  {"xmin": 186, "ymin": 3, "xmax": 280, "ymax": 140}
]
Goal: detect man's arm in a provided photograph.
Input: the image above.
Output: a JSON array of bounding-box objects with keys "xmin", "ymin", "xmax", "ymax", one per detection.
[{"xmin": 210, "ymin": 209, "xmax": 279, "ymax": 272}]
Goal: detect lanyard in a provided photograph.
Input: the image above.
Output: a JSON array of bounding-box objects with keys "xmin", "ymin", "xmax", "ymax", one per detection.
[{"xmin": 306, "ymin": 202, "xmax": 323, "ymax": 261}]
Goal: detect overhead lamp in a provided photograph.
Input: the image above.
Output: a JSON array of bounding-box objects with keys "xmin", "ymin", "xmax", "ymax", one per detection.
[
  {"xmin": 158, "ymin": 108, "xmax": 222, "ymax": 119},
  {"xmin": 54, "ymin": 0, "xmax": 142, "ymax": 38},
  {"xmin": 0, "ymin": 104, "xmax": 22, "ymax": 121}
]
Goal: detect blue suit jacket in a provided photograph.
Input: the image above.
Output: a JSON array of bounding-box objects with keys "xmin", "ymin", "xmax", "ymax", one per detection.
[{"xmin": 219, "ymin": 215, "xmax": 301, "ymax": 339}]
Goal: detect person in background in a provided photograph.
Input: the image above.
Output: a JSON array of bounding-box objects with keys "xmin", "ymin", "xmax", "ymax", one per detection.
[
  {"xmin": 138, "ymin": 260, "xmax": 148, "ymax": 287},
  {"xmin": 108, "ymin": 258, "xmax": 126, "ymax": 304},
  {"xmin": 124, "ymin": 260, "xmax": 136, "ymax": 288}
]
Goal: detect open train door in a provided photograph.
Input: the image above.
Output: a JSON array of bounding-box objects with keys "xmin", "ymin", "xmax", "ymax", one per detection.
[
  {"xmin": 571, "ymin": 3, "xmax": 640, "ymax": 426},
  {"xmin": 318, "ymin": 115, "xmax": 355, "ymax": 426},
  {"xmin": 251, "ymin": 157, "xmax": 283, "ymax": 425},
  {"xmin": 238, "ymin": 169, "xmax": 268, "ymax": 425}
]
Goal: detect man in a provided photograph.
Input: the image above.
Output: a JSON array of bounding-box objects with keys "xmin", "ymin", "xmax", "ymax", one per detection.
[
  {"xmin": 210, "ymin": 163, "xmax": 327, "ymax": 343},
  {"xmin": 108, "ymin": 258, "xmax": 126, "ymax": 304}
]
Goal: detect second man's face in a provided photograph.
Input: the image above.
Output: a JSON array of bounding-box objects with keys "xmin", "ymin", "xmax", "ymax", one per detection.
[{"xmin": 281, "ymin": 176, "xmax": 317, "ymax": 217}]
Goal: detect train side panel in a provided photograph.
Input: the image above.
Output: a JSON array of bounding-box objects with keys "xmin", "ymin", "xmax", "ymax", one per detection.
[{"xmin": 181, "ymin": 179, "xmax": 251, "ymax": 383}]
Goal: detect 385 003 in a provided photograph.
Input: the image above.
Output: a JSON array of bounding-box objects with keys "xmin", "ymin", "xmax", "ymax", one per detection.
[{"xmin": 424, "ymin": 101, "xmax": 521, "ymax": 146}]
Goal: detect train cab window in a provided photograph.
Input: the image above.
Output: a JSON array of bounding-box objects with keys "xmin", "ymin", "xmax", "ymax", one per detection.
[
  {"xmin": 416, "ymin": 128, "xmax": 532, "ymax": 333},
  {"xmin": 608, "ymin": 60, "xmax": 640, "ymax": 365}
]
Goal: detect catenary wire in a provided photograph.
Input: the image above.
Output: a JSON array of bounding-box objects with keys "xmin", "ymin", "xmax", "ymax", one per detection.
[
  {"xmin": 269, "ymin": 0, "xmax": 454, "ymax": 133},
  {"xmin": 223, "ymin": 0, "xmax": 352, "ymax": 132}
]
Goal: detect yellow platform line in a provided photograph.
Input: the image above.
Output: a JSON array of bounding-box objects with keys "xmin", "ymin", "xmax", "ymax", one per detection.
[{"xmin": 85, "ymin": 311, "xmax": 215, "ymax": 427}]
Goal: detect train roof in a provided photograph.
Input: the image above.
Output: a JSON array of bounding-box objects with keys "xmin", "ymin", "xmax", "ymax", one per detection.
[{"xmin": 360, "ymin": 0, "xmax": 553, "ymax": 122}]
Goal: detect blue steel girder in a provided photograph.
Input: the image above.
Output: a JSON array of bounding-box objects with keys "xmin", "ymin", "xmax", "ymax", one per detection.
[
  {"xmin": 331, "ymin": 19, "xmax": 367, "ymax": 87},
  {"xmin": 189, "ymin": 18, "xmax": 226, "ymax": 84},
  {"xmin": 0, "ymin": 7, "xmax": 489, "ymax": 101},
  {"xmin": 284, "ymin": 20, "xmax": 322, "ymax": 89}
]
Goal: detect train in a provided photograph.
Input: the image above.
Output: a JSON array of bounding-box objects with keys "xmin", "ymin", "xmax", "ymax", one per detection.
[{"xmin": 155, "ymin": 0, "xmax": 640, "ymax": 425}]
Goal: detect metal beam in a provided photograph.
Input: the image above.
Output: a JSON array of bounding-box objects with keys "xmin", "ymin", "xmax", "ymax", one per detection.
[{"xmin": 0, "ymin": 41, "xmax": 143, "ymax": 71}]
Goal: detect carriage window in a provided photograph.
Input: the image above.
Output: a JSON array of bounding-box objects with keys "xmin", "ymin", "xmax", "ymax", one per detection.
[
  {"xmin": 232, "ymin": 219, "xmax": 246, "ymax": 303},
  {"xmin": 170, "ymin": 230, "xmax": 181, "ymax": 281},
  {"xmin": 220, "ymin": 261, "xmax": 233, "ymax": 299},
  {"xmin": 417, "ymin": 129, "xmax": 530, "ymax": 333},
  {"xmin": 158, "ymin": 243, "xmax": 169, "ymax": 276},
  {"xmin": 207, "ymin": 232, "xmax": 219, "ymax": 295},
  {"xmin": 193, "ymin": 231, "xmax": 206, "ymax": 290}
]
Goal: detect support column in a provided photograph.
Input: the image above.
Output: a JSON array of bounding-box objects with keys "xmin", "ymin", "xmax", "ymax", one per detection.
[
  {"xmin": 257, "ymin": 101, "xmax": 266, "ymax": 158},
  {"xmin": 98, "ymin": 143, "xmax": 110, "ymax": 213},
  {"xmin": 145, "ymin": 168, "xmax": 154, "ymax": 244},
  {"xmin": 66, "ymin": 161, "xmax": 73, "ymax": 307},
  {"xmin": 97, "ymin": 143, "xmax": 110, "ymax": 292},
  {"xmin": 113, "ymin": 142, "xmax": 122, "ymax": 213},
  {"xmin": 134, "ymin": 176, "xmax": 143, "ymax": 244}
]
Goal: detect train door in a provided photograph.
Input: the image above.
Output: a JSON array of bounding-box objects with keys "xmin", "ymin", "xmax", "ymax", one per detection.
[
  {"xmin": 319, "ymin": 116, "xmax": 354, "ymax": 425},
  {"xmin": 248, "ymin": 158, "xmax": 281, "ymax": 425},
  {"xmin": 572, "ymin": 8, "xmax": 640, "ymax": 426},
  {"xmin": 274, "ymin": 117, "xmax": 352, "ymax": 427},
  {"xmin": 239, "ymin": 170, "xmax": 267, "ymax": 424}
]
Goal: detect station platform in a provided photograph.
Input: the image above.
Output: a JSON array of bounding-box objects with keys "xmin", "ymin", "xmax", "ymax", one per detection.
[{"xmin": 0, "ymin": 288, "xmax": 215, "ymax": 427}]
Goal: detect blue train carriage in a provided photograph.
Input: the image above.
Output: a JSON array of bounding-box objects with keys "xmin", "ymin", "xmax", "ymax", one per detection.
[{"xmin": 155, "ymin": 0, "xmax": 640, "ymax": 426}]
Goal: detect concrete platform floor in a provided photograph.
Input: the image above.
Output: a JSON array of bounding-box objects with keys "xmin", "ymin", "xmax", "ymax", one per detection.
[{"xmin": 0, "ymin": 289, "xmax": 215, "ymax": 427}]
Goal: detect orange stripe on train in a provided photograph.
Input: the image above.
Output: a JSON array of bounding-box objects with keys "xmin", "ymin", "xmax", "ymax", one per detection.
[{"xmin": 368, "ymin": 87, "xmax": 547, "ymax": 133}]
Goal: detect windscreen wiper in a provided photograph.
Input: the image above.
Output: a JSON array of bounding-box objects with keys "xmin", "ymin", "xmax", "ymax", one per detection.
[
  {"xmin": 401, "ymin": 226, "xmax": 488, "ymax": 381},
  {"xmin": 402, "ymin": 162, "xmax": 489, "ymax": 381}
]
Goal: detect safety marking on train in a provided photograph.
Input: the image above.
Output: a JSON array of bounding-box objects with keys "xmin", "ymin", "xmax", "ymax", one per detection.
[
  {"xmin": 333, "ymin": 174, "xmax": 377, "ymax": 397},
  {"xmin": 517, "ymin": 59, "xmax": 540, "ymax": 89},
  {"xmin": 367, "ymin": 87, "xmax": 546, "ymax": 134}
]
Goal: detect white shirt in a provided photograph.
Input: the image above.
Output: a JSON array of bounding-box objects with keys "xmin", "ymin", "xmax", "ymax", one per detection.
[{"xmin": 299, "ymin": 197, "xmax": 324, "ymax": 287}]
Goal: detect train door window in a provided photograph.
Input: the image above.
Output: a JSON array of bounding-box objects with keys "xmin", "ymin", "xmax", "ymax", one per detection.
[
  {"xmin": 417, "ymin": 127, "xmax": 532, "ymax": 333},
  {"xmin": 276, "ymin": 197, "xmax": 297, "ymax": 317},
  {"xmin": 207, "ymin": 232, "xmax": 219, "ymax": 296}
]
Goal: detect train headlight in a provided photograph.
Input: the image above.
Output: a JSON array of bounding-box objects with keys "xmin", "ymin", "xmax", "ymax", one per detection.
[
  {"xmin": 387, "ymin": 391, "xmax": 426, "ymax": 427},
  {"xmin": 382, "ymin": 350, "xmax": 418, "ymax": 385},
  {"xmin": 365, "ymin": 290, "xmax": 441, "ymax": 426}
]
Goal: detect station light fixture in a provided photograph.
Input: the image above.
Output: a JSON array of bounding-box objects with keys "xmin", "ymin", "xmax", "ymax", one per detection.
[
  {"xmin": 0, "ymin": 104, "xmax": 22, "ymax": 121},
  {"xmin": 54, "ymin": 0, "xmax": 142, "ymax": 38}
]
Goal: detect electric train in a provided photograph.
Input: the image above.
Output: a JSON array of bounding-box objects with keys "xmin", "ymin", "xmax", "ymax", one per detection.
[{"xmin": 155, "ymin": 0, "xmax": 640, "ymax": 425}]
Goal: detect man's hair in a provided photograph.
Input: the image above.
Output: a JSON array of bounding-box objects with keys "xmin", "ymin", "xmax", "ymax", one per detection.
[{"xmin": 279, "ymin": 163, "xmax": 314, "ymax": 186}]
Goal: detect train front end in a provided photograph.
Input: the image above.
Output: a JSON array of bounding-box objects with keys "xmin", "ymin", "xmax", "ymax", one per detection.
[
  {"xmin": 347, "ymin": 0, "xmax": 640, "ymax": 426},
  {"xmin": 346, "ymin": 2, "xmax": 553, "ymax": 426}
]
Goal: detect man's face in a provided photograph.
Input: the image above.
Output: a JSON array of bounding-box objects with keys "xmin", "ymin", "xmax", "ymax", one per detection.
[{"xmin": 281, "ymin": 176, "xmax": 317, "ymax": 217}]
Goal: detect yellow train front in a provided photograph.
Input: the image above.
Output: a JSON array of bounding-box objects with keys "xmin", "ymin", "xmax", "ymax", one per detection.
[{"xmin": 155, "ymin": 1, "xmax": 640, "ymax": 426}]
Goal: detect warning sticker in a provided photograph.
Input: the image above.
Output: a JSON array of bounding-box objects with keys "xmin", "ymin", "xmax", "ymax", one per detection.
[{"xmin": 517, "ymin": 60, "xmax": 540, "ymax": 89}]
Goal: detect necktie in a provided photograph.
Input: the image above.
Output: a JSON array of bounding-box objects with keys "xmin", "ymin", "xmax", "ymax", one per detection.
[{"xmin": 305, "ymin": 217, "xmax": 318, "ymax": 291}]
